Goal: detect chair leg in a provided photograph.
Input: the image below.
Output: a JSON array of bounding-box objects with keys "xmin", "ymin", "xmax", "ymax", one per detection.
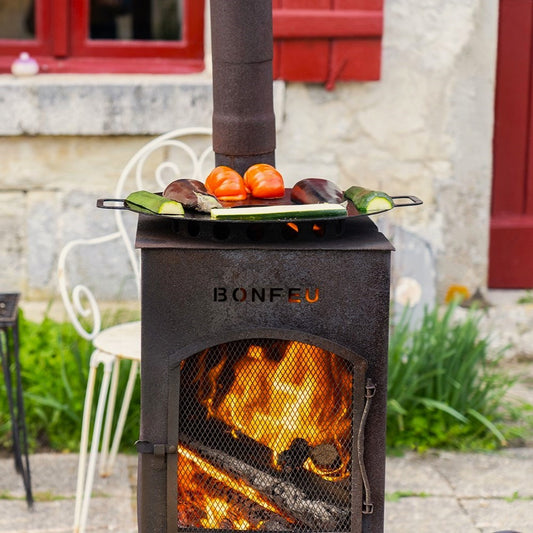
[
  {"xmin": 98, "ymin": 357, "xmax": 120, "ymax": 477},
  {"xmin": 73, "ymin": 357, "xmax": 97, "ymax": 532},
  {"xmin": 104, "ymin": 359, "xmax": 139, "ymax": 476},
  {"xmin": 73, "ymin": 351, "xmax": 115, "ymax": 533}
]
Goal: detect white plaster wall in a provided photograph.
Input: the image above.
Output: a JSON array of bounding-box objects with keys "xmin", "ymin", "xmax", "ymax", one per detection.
[{"xmin": 0, "ymin": 0, "xmax": 499, "ymax": 304}]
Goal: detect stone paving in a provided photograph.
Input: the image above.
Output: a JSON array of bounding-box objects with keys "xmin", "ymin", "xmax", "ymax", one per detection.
[
  {"xmin": 0, "ymin": 446, "xmax": 532, "ymax": 532},
  {"xmin": 0, "ymin": 453, "xmax": 137, "ymax": 533}
]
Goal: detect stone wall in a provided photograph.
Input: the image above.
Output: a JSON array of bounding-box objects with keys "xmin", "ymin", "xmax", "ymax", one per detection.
[{"xmin": 0, "ymin": 0, "xmax": 499, "ymax": 308}]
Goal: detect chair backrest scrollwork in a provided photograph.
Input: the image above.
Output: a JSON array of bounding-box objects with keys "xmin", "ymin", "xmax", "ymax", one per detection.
[{"xmin": 58, "ymin": 127, "xmax": 214, "ymax": 340}]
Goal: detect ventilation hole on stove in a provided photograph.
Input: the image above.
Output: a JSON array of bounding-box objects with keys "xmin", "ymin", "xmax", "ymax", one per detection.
[
  {"xmin": 246, "ymin": 224, "xmax": 265, "ymax": 241},
  {"xmin": 312, "ymin": 223, "xmax": 326, "ymax": 237},
  {"xmin": 335, "ymin": 220, "xmax": 344, "ymax": 235},
  {"xmin": 282, "ymin": 222, "xmax": 299, "ymax": 240},
  {"xmin": 187, "ymin": 221, "xmax": 201, "ymax": 237},
  {"xmin": 213, "ymin": 223, "xmax": 230, "ymax": 240}
]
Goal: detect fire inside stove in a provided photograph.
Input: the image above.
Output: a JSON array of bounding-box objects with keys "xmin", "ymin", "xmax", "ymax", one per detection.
[{"xmin": 176, "ymin": 339, "xmax": 356, "ymax": 531}]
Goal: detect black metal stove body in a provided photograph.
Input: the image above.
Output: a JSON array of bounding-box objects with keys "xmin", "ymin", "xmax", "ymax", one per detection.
[{"xmin": 136, "ymin": 215, "xmax": 393, "ymax": 533}]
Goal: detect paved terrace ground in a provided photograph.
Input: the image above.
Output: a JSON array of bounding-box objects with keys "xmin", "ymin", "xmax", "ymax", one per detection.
[{"xmin": 1, "ymin": 442, "xmax": 532, "ymax": 532}]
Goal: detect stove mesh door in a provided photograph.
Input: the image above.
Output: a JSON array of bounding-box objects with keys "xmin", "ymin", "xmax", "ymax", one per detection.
[{"xmin": 174, "ymin": 338, "xmax": 367, "ymax": 532}]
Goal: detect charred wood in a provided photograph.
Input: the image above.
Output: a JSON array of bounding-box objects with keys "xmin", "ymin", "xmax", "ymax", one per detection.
[
  {"xmin": 309, "ymin": 443, "xmax": 342, "ymax": 469},
  {"xmin": 180, "ymin": 437, "xmax": 350, "ymax": 531},
  {"xmin": 178, "ymin": 473, "xmax": 294, "ymax": 530},
  {"xmin": 179, "ymin": 418, "xmax": 351, "ymax": 508}
]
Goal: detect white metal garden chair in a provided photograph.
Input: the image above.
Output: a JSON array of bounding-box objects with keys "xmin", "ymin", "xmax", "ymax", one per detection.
[{"xmin": 57, "ymin": 126, "xmax": 213, "ymax": 533}]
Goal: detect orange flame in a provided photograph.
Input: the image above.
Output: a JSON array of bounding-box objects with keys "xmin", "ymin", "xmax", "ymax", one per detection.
[{"xmin": 198, "ymin": 341, "xmax": 352, "ymax": 479}]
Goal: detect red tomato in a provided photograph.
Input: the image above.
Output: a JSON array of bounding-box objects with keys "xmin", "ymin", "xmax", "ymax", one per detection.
[
  {"xmin": 205, "ymin": 166, "xmax": 248, "ymax": 201},
  {"xmin": 243, "ymin": 164, "xmax": 285, "ymax": 199}
]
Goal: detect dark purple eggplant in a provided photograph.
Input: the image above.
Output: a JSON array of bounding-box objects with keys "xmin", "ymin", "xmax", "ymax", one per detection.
[
  {"xmin": 290, "ymin": 178, "xmax": 344, "ymax": 205},
  {"xmin": 163, "ymin": 179, "xmax": 221, "ymax": 213}
]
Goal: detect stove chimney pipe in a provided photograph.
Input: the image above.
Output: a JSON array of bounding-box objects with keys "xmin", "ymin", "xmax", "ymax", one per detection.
[{"xmin": 210, "ymin": 0, "xmax": 276, "ymax": 176}]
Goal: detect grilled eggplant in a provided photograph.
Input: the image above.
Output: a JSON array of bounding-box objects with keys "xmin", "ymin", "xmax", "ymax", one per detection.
[
  {"xmin": 290, "ymin": 178, "xmax": 344, "ymax": 205},
  {"xmin": 163, "ymin": 179, "xmax": 221, "ymax": 213}
]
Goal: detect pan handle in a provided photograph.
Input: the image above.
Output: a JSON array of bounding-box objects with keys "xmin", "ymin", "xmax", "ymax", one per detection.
[
  {"xmin": 392, "ymin": 195, "xmax": 423, "ymax": 208},
  {"xmin": 96, "ymin": 198, "xmax": 128, "ymax": 210}
]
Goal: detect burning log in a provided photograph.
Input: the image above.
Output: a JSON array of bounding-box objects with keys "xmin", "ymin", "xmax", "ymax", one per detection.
[
  {"xmin": 178, "ymin": 444, "xmax": 295, "ymax": 530},
  {"xmin": 180, "ymin": 438, "xmax": 350, "ymax": 531},
  {"xmin": 180, "ymin": 416, "xmax": 351, "ymax": 505}
]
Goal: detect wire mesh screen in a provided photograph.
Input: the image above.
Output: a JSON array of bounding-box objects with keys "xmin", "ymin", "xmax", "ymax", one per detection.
[{"xmin": 176, "ymin": 339, "xmax": 355, "ymax": 531}]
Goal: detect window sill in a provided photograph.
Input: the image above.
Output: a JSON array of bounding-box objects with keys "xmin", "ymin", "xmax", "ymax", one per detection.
[
  {"xmin": 0, "ymin": 73, "xmax": 286, "ymax": 136},
  {"xmin": 0, "ymin": 72, "xmax": 215, "ymax": 136}
]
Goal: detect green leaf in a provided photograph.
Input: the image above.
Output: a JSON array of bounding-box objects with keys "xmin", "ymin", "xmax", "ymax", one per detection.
[
  {"xmin": 467, "ymin": 408, "xmax": 507, "ymax": 446},
  {"xmin": 419, "ymin": 398, "xmax": 469, "ymax": 423}
]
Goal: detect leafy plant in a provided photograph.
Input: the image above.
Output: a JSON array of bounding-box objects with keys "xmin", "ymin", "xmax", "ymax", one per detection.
[
  {"xmin": 0, "ymin": 308, "xmax": 140, "ymax": 453},
  {"xmin": 387, "ymin": 302, "xmax": 516, "ymax": 452}
]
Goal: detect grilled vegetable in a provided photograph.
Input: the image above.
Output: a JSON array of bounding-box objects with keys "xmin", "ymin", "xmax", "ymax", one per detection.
[
  {"xmin": 211, "ymin": 203, "xmax": 347, "ymax": 220},
  {"xmin": 344, "ymin": 186, "xmax": 393, "ymax": 213},
  {"xmin": 244, "ymin": 163, "xmax": 285, "ymax": 199},
  {"xmin": 125, "ymin": 190, "xmax": 184, "ymax": 215},
  {"xmin": 290, "ymin": 178, "xmax": 344, "ymax": 205},
  {"xmin": 163, "ymin": 179, "xmax": 221, "ymax": 213},
  {"xmin": 205, "ymin": 166, "xmax": 248, "ymax": 201}
]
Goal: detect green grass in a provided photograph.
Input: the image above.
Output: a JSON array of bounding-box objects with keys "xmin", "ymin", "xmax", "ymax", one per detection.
[
  {"xmin": 387, "ymin": 302, "xmax": 519, "ymax": 452},
  {"xmin": 0, "ymin": 490, "xmax": 74, "ymax": 502},
  {"xmin": 385, "ymin": 491, "xmax": 430, "ymax": 502}
]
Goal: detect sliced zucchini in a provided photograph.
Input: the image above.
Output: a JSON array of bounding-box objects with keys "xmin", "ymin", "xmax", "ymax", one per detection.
[
  {"xmin": 210, "ymin": 203, "xmax": 347, "ymax": 220},
  {"xmin": 125, "ymin": 190, "xmax": 184, "ymax": 215},
  {"xmin": 344, "ymin": 186, "xmax": 393, "ymax": 213}
]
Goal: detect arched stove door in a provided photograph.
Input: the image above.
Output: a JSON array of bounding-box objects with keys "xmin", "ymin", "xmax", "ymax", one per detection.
[{"xmin": 166, "ymin": 333, "xmax": 370, "ymax": 533}]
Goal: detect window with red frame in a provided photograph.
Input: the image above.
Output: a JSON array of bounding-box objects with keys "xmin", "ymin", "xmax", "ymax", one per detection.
[{"xmin": 0, "ymin": 0, "xmax": 205, "ymax": 74}]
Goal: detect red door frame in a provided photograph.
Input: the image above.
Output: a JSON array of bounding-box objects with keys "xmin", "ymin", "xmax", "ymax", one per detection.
[{"xmin": 489, "ymin": 0, "xmax": 533, "ymax": 288}]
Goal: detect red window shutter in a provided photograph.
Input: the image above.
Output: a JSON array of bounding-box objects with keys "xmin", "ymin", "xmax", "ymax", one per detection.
[{"xmin": 273, "ymin": 0, "xmax": 383, "ymax": 88}]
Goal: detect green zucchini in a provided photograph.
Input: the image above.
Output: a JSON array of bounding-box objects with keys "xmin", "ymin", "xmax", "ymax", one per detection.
[
  {"xmin": 125, "ymin": 190, "xmax": 184, "ymax": 215},
  {"xmin": 211, "ymin": 203, "xmax": 347, "ymax": 220},
  {"xmin": 344, "ymin": 186, "xmax": 393, "ymax": 213}
]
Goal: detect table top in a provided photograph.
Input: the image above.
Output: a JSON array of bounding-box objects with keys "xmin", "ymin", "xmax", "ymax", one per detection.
[{"xmin": 0, "ymin": 293, "xmax": 20, "ymax": 326}]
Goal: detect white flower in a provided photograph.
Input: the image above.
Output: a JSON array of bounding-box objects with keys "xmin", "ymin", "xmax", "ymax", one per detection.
[{"xmin": 394, "ymin": 277, "xmax": 422, "ymax": 307}]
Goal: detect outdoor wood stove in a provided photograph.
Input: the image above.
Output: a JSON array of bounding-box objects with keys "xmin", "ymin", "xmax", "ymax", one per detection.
[
  {"xmin": 134, "ymin": 1, "xmax": 393, "ymax": 532},
  {"xmin": 136, "ymin": 214, "xmax": 393, "ymax": 533}
]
